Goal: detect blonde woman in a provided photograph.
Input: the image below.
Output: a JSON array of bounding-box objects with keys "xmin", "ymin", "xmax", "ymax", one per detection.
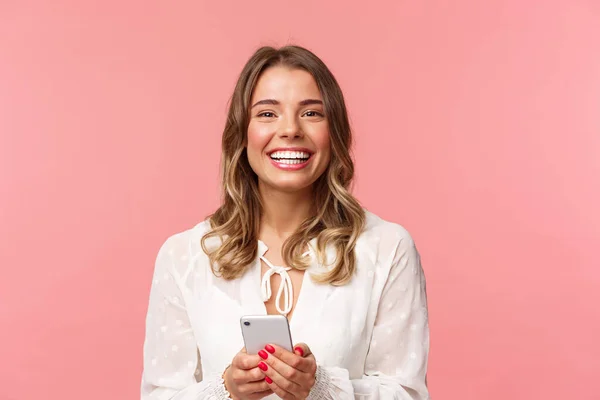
[{"xmin": 141, "ymin": 45, "xmax": 430, "ymax": 400}]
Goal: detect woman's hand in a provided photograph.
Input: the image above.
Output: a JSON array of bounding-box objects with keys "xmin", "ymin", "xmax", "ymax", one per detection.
[
  {"xmin": 224, "ymin": 348, "xmax": 273, "ymax": 400},
  {"xmin": 257, "ymin": 343, "xmax": 317, "ymax": 399}
]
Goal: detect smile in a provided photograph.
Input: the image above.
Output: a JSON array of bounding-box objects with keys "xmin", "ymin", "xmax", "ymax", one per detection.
[{"xmin": 268, "ymin": 150, "xmax": 313, "ymax": 170}]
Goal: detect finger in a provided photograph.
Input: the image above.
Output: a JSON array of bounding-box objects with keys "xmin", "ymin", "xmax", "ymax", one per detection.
[
  {"xmin": 233, "ymin": 352, "xmax": 262, "ymax": 370},
  {"xmin": 237, "ymin": 378, "xmax": 272, "ymax": 395},
  {"xmin": 292, "ymin": 342, "xmax": 312, "ymax": 358},
  {"xmin": 232, "ymin": 366, "xmax": 268, "ymax": 384},
  {"xmin": 259, "ymin": 352, "xmax": 314, "ymax": 395},
  {"xmin": 265, "ymin": 383, "xmax": 295, "ymax": 400},
  {"xmin": 265, "ymin": 343, "xmax": 316, "ymax": 374},
  {"xmin": 260, "ymin": 359, "xmax": 305, "ymax": 399}
]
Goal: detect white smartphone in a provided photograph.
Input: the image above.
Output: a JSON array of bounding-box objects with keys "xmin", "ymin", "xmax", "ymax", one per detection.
[{"xmin": 240, "ymin": 315, "xmax": 294, "ymax": 355}]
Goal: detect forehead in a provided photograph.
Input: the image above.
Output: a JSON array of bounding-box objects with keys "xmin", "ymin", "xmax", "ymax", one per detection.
[{"xmin": 251, "ymin": 66, "xmax": 322, "ymax": 102}]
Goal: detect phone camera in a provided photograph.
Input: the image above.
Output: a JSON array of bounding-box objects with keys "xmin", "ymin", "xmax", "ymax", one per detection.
[{"xmin": 243, "ymin": 321, "xmax": 250, "ymax": 326}]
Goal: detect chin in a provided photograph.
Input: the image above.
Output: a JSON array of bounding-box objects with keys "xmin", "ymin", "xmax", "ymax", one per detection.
[{"xmin": 268, "ymin": 178, "xmax": 314, "ymax": 193}]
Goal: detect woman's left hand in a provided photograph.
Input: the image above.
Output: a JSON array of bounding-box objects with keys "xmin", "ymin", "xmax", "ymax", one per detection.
[{"xmin": 257, "ymin": 342, "xmax": 317, "ymax": 399}]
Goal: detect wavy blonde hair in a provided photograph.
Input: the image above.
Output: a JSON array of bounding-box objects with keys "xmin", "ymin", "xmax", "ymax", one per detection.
[{"xmin": 201, "ymin": 45, "xmax": 365, "ymax": 285}]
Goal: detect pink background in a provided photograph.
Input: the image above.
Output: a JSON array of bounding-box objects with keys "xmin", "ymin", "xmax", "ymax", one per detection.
[{"xmin": 1, "ymin": 1, "xmax": 599, "ymax": 399}]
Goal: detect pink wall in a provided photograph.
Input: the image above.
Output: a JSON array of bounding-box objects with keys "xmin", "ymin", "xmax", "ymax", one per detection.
[{"xmin": 1, "ymin": 1, "xmax": 599, "ymax": 399}]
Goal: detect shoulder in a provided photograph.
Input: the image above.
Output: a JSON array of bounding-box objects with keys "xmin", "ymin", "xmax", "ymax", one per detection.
[
  {"xmin": 154, "ymin": 219, "xmax": 214, "ymax": 277},
  {"xmin": 360, "ymin": 210, "xmax": 424, "ymax": 290},
  {"xmin": 362, "ymin": 209, "xmax": 416, "ymax": 249},
  {"xmin": 355, "ymin": 209, "xmax": 420, "ymax": 273},
  {"xmin": 157, "ymin": 220, "xmax": 212, "ymax": 256}
]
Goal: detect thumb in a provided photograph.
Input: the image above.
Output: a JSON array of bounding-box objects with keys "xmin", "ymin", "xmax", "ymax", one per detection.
[{"xmin": 293, "ymin": 342, "xmax": 312, "ymax": 358}]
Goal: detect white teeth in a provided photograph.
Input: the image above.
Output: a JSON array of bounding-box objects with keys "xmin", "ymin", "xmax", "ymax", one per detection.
[
  {"xmin": 274, "ymin": 159, "xmax": 305, "ymax": 165},
  {"xmin": 270, "ymin": 150, "xmax": 311, "ymax": 160}
]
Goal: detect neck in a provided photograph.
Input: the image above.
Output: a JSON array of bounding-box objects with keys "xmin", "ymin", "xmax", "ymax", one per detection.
[{"xmin": 259, "ymin": 183, "xmax": 314, "ymax": 240}]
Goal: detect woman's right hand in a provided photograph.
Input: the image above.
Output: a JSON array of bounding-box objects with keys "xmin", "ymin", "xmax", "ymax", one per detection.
[{"xmin": 224, "ymin": 348, "xmax": 273, "ymax": 400}]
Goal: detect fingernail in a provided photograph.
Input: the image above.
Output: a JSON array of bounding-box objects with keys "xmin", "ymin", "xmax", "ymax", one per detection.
[
  {"xmin": 265, "ymin": 344, "xmax": 275, "ymax": 354},
  {"xmin": 258, "ymin": 350, "xmax": 268, "ymax": 360},
  {"xmin": 265, "ymin": 376, "xmax": 273, "ymax": 384},
  {"xmin": 258, "ymin": 362, "xmax": 268, "ymax": 371},
  {"xmin": 294, "ymin": 346, "xmax": 304, "ymax": 357}
]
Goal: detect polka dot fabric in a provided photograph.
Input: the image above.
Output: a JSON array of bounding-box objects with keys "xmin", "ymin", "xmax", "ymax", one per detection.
[{"xmin": 141, "ymin": 211, "xmax": 430, "ymax": 399}]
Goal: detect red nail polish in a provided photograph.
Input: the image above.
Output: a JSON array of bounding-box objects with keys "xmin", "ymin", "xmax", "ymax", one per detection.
[
  {"xmin": 265, "ymin": 376, "xmax": 273, "ymax": 384},
  {"xmin": 258, "ymin": 350, "xmax": 268, "ymax": 360},
  {"xmin": 258, "ymin": 362, "xmax": 268, "ymax": 371},
  {"xmin": 265, "ymin": 344, "xmax": 275, "ymax": 354},
  {"xmin": 294, "ymin": 346, "xmax": 304, "ymax": 356}
]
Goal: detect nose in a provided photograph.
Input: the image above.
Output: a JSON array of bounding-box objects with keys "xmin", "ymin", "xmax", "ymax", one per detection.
[{"xmin": 278, "ymin": 115, "xmax": 303, "ymax": 139}]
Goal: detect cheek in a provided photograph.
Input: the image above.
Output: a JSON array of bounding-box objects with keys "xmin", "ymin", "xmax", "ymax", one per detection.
[
  {"xmin": 313, "ymin": 128, "xmax": 332, "ymax": 159},
  {"xmin": 247, "ymin": 122, "xmax": 273, "ymax": 158}
]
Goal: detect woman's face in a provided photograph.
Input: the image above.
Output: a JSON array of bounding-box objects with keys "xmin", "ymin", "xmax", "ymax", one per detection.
[{"xmin": 247, "ymin": 66, "xmax": 331, "ymax": 194}]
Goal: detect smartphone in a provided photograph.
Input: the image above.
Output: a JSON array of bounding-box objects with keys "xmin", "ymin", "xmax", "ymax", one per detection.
[{"xmin": 240, "ymin": 315, "xmax": 294, "ymax": 355}]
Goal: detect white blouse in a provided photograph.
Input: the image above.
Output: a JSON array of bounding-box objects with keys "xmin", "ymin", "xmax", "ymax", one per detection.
[{"xmin": 141, "ymin": 210, "xmax": 430, "ymax": 399}]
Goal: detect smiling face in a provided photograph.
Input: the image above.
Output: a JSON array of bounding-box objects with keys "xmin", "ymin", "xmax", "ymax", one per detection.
[{"xmin": 246, "ymin": 66, "xmax": 331, "ymax": 194}]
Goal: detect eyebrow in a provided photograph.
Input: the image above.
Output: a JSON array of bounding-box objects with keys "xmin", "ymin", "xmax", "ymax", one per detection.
[{"xmin": 251, "ymin": 99, "xmax": 323, "ymax": 108}]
